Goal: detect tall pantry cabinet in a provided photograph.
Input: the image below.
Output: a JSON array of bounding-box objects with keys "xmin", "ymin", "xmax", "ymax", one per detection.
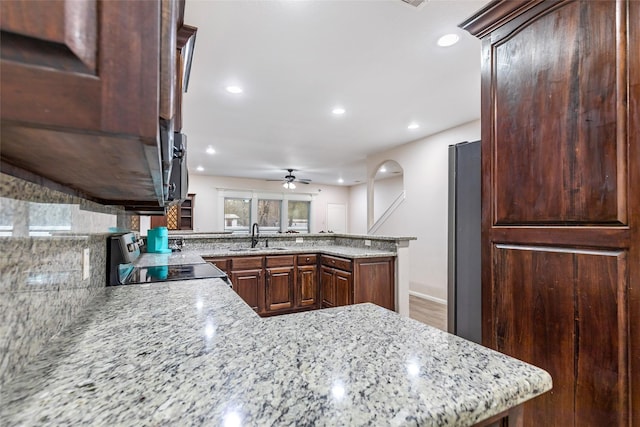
[{"xmin": 461, "ymin": 1, "xmax": 638, "ymax": 426}]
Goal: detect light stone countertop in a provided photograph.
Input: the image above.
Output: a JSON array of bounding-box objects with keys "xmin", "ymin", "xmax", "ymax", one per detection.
[
  {"xmin": 0, "ymin": 279, "xmax": 552, "ymax": 426},
  {"xmin": 191, "ymin": 245, "xmax": 396, "ymax": 259},
  {"xmin": 135, "ymin": 246, "xmax": 396, "ymax": 266}
]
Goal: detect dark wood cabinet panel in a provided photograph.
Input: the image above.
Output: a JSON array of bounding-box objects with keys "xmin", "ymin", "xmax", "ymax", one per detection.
[
  {"xmin": 0, "ymin": 0, "xmax": 97, "ymax": 74},
  {"xmin": 265, "ymin": 266, "xmax": 295, "ymax": 312},
  {"xmin": 492, "ymin": 246, "xmax": 629, "ymax": 426},
  {"xmin": 334, "ymin": 269, "xmax": 352, "ymax": 307},
  {"xmin": 490, "ymin": 0, "xmax": 624, "ymax": 225},
  {"xmin": 1, "ymin": 0, "xmax": 159, "ymax": 135},
  {"xmin": 0, "ymin": 0, "xmax": 194, "ymax": 208},
  {"xmin": 321, "ymin": 255, "xmax": 352, "ymax": 271},
  {"xmin": 574, "ymin": 251, "xmax": 627, "ymax": 426},
  {"xmin": 230, "ymin": 269, "xmax": 263, "ymax": 313},
  {"xmin": 297, "ymin": 264, "xmax": 318, "ymax": 307},
  {"xmin": 320, "ymin": 255, "xmax": 394, "ymax": 310},
  {"xmin": 462, "ymin": 0, "xmax": 639, "ymax": 425},
  {"xmin": 178, "ymin": 194, "xmax": 194, "ymax": 230},
  {"xmin": 353, "ymin": 257, "xmax": 395, "ymax": 311},
  {"xmin": 320, "ymin": 266, "xmax": 336, "ymax": 308},
  {"xmin": 224, "ymin": 253, "xmax": 394, "ymax": 314}
]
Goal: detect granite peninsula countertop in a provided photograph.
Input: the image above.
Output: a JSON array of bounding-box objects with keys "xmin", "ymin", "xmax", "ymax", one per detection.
[
  {"xmin": 1, "ymin": 279, "xmax": 552, "ymax": 426},
  {"xmin": 136, "ymin": 246, "xmax": 397, "ymax": 262},
  {"xmin": 162, "ymin": 232, "xmax": 412, "ymax": 259},
  {"xmin": 193, "ymin": 245, "xmax": 397, "ymax": 259}
]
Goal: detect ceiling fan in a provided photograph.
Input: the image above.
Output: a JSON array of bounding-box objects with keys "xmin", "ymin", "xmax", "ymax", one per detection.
[{"xmin": 267, "ymin": 169, "xmax": 311, "ymax": 189}]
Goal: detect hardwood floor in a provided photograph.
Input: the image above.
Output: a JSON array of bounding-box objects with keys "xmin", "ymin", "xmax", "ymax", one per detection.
[{"xmin": 409, "ymin": 295, "xmax": 447, "ymax": 331}]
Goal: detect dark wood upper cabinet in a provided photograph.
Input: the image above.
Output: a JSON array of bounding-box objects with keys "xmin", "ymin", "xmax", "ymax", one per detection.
[
  {"xmin": 0, "ymin": 0, "xmax": 195, "ymax": 209},
  {"xmin": 461, "ymin": 0, "xmax": 638, "ymax": 425}
]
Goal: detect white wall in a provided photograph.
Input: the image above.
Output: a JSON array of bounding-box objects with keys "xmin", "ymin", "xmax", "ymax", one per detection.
[
  {"xmin": 366, "ymin": 119, "xmax": 481, "ymax": 301},
  {"xmin": 373, "ymin": 175, "xmax": 404, "ymax": 224},
  {"xmin": 348, "ymin": 183, "xmax": 367, "ymax": 235},
  {"xmin": 187, "ymin": 175, "xmax": 350, "ymax": 233}
]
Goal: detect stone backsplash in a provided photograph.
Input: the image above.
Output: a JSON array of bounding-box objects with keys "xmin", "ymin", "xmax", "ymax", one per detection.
[{"xmin": 0, "ymin": 173, "xmax": 137, "ymax": 386}]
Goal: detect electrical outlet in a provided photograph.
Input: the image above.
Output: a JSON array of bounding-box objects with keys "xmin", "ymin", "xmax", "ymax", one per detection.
[
  {"xmin": 364, "ymin": 239, "xmax": 372, "ymax": 247},
  {"xmin": 82, "ymin": 248, "xmax": 90, "ymax": 280},
  {"xmin": 296, "ymin": 237, "xmax": 303, "ymax": 244}
]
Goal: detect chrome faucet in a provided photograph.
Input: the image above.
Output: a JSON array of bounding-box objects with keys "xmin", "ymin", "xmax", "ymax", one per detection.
[{"xmin": 251, "ymin": 222, "xmax": 260, "ymax": 248}]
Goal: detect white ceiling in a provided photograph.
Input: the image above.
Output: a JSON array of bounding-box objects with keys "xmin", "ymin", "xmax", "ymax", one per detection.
[{"xmin": 182, "ymin": 0, "xmax": 488, "ymax": 186}]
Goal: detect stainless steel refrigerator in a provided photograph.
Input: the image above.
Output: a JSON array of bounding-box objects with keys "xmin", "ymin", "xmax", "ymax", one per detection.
[{"xmin": 447, "ymin": 140, "xmax": 481, "ymax": 344}]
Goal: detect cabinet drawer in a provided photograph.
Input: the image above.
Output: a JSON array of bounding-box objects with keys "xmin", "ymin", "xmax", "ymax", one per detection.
[
  {"xmin": 265, "ymin": 255, "xmax": 295, "ymax": 268},
  {"xmin": 321, "ymin": 255, "xmax": 352, "ymax": 271},
  {"xmin": 231, "ymin": 256, "xmax": 263, "ymax": 270},
  {"xmin": 204, "ymin": 257, "xmax": 230, "ymax": 273},
  {"xmin": 297, "ymin": 254, "xmax": 317, "ymax": 265}
]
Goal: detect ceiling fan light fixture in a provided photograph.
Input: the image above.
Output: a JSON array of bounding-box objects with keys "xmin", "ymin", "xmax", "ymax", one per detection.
[{"xmin": 283, "ymin": 182, "xmax": 296, "ymax": 190}]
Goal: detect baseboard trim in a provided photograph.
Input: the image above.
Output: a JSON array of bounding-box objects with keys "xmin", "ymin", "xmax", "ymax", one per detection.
[{"xmin": 409, "ymin": 291, "xmax": 447, "ymax": 305}]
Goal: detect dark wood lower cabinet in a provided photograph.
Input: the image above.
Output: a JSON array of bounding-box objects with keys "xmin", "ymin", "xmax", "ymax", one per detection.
[
  {"xmin": 206, "ymin": 254, "xmax": 320, "ymax": 316},
  {"xmin": 321, "ymin": 255, "xmax": 394, "ymax": 310},
  {"xmin": 297, "ymin": 264, "xmax": 318, "ymax": 307},
  {"xmin": 335, "ymin": 269, "xmax": 352, "ymax": 307},
  {"xmin": 320, "ymin": 266, "xmax": 336, "ymax": 308},
  {"xmin": 228, "ymin": 256, "xmax": 264, "ymax": 313},
  {"xmin": 230, "ymin": 268, "xmax": 263, "ymax": 313},
  {"xmin": 320, "ymin": 265, "xmax": 352, "ymax": 308},
  {"xmin": 353, "ymin": 257, "xmax": 394, "ymax": 310},
  {"xmin": 205, "ymin": 253, "xmax": 395, "ymax": 315},
  {"xmin": 265, "ymin": 266, "xmax": 295, "ymax": 311},
  {"xmin": 265, "ymin": 255, "xmax": 296, "ymax": 313}
]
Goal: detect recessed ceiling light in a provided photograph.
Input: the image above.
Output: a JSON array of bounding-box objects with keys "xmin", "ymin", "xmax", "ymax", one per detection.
[
  {"xmin": 206, "ymin": 146, "xmax": 216, "ymax": 155},
  {"xmin": 437, "ymin": 33, "xmax": 460, "ymax": 47},
  {"xmin": 226, "ymin": 85, "xmax": 243, "ymax": 94},
  {"xmin": 196, "ymin": 166, "xmax": 204, "ymax": 172},
  {"xmin": 332, "ymin": 107, "xmax": 346, "ymax": 115},
  {"xmin": 380, "ymin": 166, "xmax": 387, "ymax": 173},
  {"xmin": 338, "ymin": 178, "xmax": 344, "ymax": 184},
  {"xmin": 408, "ymin": 122, "xmax": 419, "ymax": 130}
]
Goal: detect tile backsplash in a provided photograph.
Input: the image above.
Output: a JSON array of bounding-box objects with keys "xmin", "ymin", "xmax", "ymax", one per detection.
[{"xmin": 0, "ymin": 173, "xmax": 138, "ymax": 386}]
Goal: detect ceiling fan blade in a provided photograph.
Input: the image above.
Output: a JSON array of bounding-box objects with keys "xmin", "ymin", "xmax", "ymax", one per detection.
[{"xmin": 296, "ymin": 180, "xmax": 311, "ymax": 184}]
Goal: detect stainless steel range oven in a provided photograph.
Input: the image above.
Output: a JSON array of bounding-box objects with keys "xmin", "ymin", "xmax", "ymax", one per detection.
[{"xmin": 107, "ymin": 233, "xmax": 228, "ymax": 286}]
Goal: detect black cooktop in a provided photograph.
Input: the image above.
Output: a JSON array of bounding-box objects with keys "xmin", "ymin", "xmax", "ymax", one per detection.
[{"xmin": 123, "ymin": 263, "xmax": 228, "ymax": 285}]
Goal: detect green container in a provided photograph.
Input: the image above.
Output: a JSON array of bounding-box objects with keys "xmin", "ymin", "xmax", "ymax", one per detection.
[{"xmin": 147, "ymin": 227, "xmax": 171, "ymax": 253}]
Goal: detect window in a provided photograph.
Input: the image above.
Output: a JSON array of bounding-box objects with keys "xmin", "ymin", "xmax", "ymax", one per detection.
[
  {"xmin": 220, "ymin": 191, "xmax": 312, "ymax": 234},
  {"xmin": 224, "ymin": 198, "xmax": 251, "ymax": 234},
  {"xmin": 257, "ymin": 199, "xmax": 281, "ymax": 234},
  {"xmin": 288, "ymin": 200, "xmax": 310, "ymax": 233}
]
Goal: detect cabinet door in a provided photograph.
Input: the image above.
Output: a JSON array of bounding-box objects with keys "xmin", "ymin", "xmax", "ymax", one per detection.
[
  {"xmin": 461, "ymin": 1, "xmax": 638, "ymax": 425},
  {"xmin": 0, "ymin": 0, "xmax": 158, "ymax": 136},
  {"xmin": 0, "ymin": 1, "xmax": 182, "ymax": 206},
  {"xmin": 353, "ymin": 257, "xmax": 394, "ymax": 310},
  {"xmin": 265, "ymin": 266, "xmax": 295, "ymax": 312},
  {"xmin": 334, "ymin": 269, "xmax": 352, "ymax": 307},
  {"xmin": 230, "ymin": 269, "xmax": 263, "ymax": 313},
  {"xmin": 297, "ymin": 264, "xmax": 318, "ymax": 308},
  {"xmin": 320, "ymin": 266, "xmax": 335, "ymax": 308}
]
